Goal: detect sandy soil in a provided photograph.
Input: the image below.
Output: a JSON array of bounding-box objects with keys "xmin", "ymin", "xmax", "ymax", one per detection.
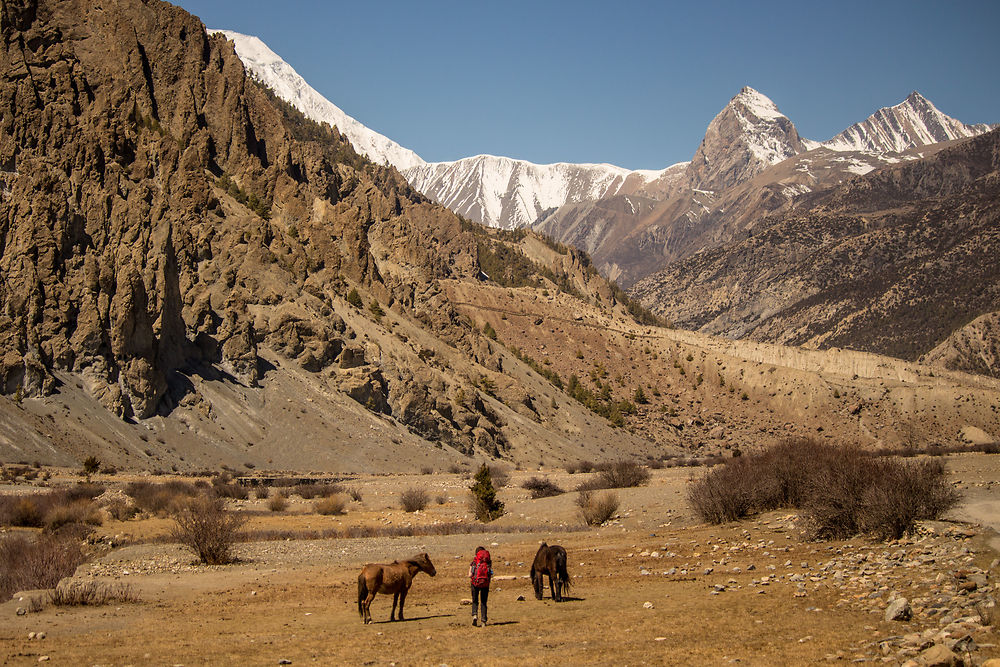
[{"xmin": 1, "ymin": 457, "xmax": 999, "ymax": 666}]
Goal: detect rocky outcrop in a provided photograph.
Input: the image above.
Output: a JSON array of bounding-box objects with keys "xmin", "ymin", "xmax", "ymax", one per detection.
[
  {"xmin": 921, "ymin": 312, "xmax": 1000, "ymax": 378},
  {"xmin": 0, "ymin": 0, "xmax": 467, "ymax": 423}
]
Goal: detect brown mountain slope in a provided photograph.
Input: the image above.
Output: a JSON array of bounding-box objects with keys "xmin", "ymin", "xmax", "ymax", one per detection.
[
  {"xmin": 631, "ymin": 129, "xmax": 1000, "ymax": 375},
  {"xmin": 0, "ymin": 0, "xmax": 685, "ymax": 470},
  {"xmin": 1, "ymin": 0, "xmax": 998, "ymax": 474}
]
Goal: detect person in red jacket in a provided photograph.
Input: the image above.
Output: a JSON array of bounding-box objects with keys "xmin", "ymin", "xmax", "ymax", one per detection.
[{"xmin": 469, "ymin": 546, "xmax": 493, "ymax": 626}]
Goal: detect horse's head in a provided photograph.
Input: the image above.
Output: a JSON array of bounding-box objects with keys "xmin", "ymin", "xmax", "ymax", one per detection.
[{"xmin": 414, "ymin": 552, "xmax": 436, "ymax": 576}]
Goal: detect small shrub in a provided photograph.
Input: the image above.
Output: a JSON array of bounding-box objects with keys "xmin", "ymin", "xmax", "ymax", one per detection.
[
  {"xmin": 469, "ymin": 463, "xmax": 504, "ymax": 522},
  {"xmin": 267, "ymin": 494, "xmax": 288, "ymax": 512},
  {"xmin": 253, "ymin": 486, "xmax": 270, "ymax": 500},
  {"xmin": 577, "ymin": 490, "xmax": 619, "ymax": 526},
  {"xmin": 125, "ymin": 481, "xmax": 200, "ymax": 516},
  {"xmin": 400, "ymin": 488, "xmax": 429, "ymax": 512},
  {"xmin": 314, "ymin": 495, "xmax": 347, "ymax": 516},
  {"xmin": 0, "ymin": 533, "xmax": 85, "ymax": 601},
  {"xmin": 420, "ymin": 466, "xmax": 434, "ymax": 475},
  {"xmin": 447, "ymin": 463, "xmax": 466, "ymax": 474},
  {"xmin": 577, "ymin": 460, "xmax": 595, "ymax": 474},
  {"xmin": 574, "ymin": 460, "xmax": 649, "ymax": 492},
  {"xmin": 435, "ymin": 494, "xmax": 447, "ymax": 505},
  {"xmin": 346, "ymin": 288, "xmax": 363, "ymax": 308},
  {"xmin": 487, "ymin": 464, "xmax": 510, "ymax": 488},
  {"xmin": 171, "ymin": 495, "xmax": 247, "ymax": 565},
  {"xmin": 564, "ymin": 462, "xmax": 579, "ymax": 475},
  {"xmin": 44, "ymin": 499, "xmax": 103, "ymax": 531},
  {"xmin": 293, "ymin": 482, "xmax": 344, "ymax": 499},
  {"xmin": 81, "ymin": 456, "xmax": 100, "ymax": 479},
  {"xmin": 49, "ymin": 580, "xmax": 139, "ymax": 607},
  {"xmin": 522, "ymin": 477, "xmax": 564, "ymax": 499},
  {"xmin": 347, "ymin": 488, "xmax": 363, "ymax": 502}
]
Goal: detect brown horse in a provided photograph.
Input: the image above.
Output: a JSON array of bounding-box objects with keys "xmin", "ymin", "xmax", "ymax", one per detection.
[
  {"xmin": 357, "ymin": 552, "xmax": 437, "ymax": 624},
  {"xmin": 531, "ymin": 542, "xmax": 570, "ymax": 601}
]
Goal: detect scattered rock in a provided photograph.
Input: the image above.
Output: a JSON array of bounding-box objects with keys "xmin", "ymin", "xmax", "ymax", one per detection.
[
  {"xmin": 885, "ymin": 598, "xmax": 912, "ymax": 622},
  {"xmin": 918, "ymin": 644, "xmax": 961, "ymax": 667},
  {"xmin": 642, "ymin": 601, "xmax": 654, "ymax": 609}
]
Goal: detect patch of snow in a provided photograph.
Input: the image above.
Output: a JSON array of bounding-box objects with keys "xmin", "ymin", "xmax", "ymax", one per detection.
[{"xmin": 213, "ymin": 30, "xmax": 425, "ymax": 171}]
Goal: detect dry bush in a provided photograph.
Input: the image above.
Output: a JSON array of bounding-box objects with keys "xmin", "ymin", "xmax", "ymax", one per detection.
[
  {"xmin": 447, "ymin": 463, "xmax": 466, "ymax": 474},
  {"xmin": 400, "ymin": 487, "xmax": 429, "ymax": 512},
  {"xmin": 211, "ymin": 475, "xmax": 250, "ymax": 500},
  {"xmin": 347, "ymin": 488, "xmax": 363, "ymax": 502},
  {"xmin": 686, "ymin": 458, "xmax": 757, "ymax": 523},
  {"xmin": 171, "ymin": 495, "xmax": 247, "ymax": 565},
  {"xmin": 293, "ymin": 482, "xmax": 344, "ymax": 499},
  {"xmin": 253, "ymin": 486, "xmax": 270, "ymax": 500},
  {"xmin": 44, "ymin": 499, "xmax": 103, "ymax": 531},
  {"xmin": 0, "ymin": 533, "xmax": 86, "ymax": 600},
  {"xmin": 564, "ymin": 462, "xmax": 579, "ymax": 474},
  {"xmin": 688, "ymin": 438, "xmax": 961, "ymax": 540},
  {"xmin": 49, "ymin": 580, "xmax": 139, "ymax": 606},
  {"xmin": 487, "ymin": 464, "xmax": 511, "ymax": 488},
  {"xmin": 314, "ymin": 494, "xmax": 347, "ymax": 515},
  {"xmin": 125, "ymin": 480, "xmax": 201, "ymax": 516},
  {"xmin": 577, "ymin": 460, "xmax": 595, "ymax": 474},
  {"xmin": 522, "ymin": 476, "xmax": 564, "ymax": 499},
  {"xmin": 0, "ymin": 495, "xmax": 45, "ymax": 527},
  {"xmin": 595, "ymin": 459, "xmax": 650, "ymax": 488},
  {"xmin": 267, "ymin": 494, "xmax": 288, "ymax": 512},
  {"xmin": 435, "ymin": 493, "xmax": 447, "ymax": 505},
  {"xmin": 420, "ymin": 466, "xmax": 434, "ymax": 475},
  {"xmin": 576, "ymin": 490, "xmax": 619, "ymax": 526}
]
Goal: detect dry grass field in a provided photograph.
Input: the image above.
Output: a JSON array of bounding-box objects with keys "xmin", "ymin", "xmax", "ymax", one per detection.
[{"xmin": 1, "ymin": 458, "xmax": 999, "ymax": 666}]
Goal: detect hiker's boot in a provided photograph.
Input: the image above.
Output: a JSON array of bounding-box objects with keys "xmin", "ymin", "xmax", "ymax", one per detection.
[{"xmin": 471, "ymin": 616, "xmax": 478, "ymax": 626}]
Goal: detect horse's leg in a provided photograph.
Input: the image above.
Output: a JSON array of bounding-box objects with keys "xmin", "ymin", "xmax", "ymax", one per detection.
[
  {"xmin": 548, "ymin": 571, "xmax": 557, "ymax": 600},
  {"xmin": 554, "ymin": 576, "xmax": 562, "ymax": 602},
  {"xmin": 364, "ymin": 589, "xmax": 377, "ymax": 624},
  {"xmin": 398, "ymin": 587, "xmax": 408, "ymax": 621}
]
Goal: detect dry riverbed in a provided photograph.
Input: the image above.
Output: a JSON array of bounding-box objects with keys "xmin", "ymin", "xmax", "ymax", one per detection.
[{"xmin": 2, "ymin": 457, "xmax": 999, "ymax": 666}]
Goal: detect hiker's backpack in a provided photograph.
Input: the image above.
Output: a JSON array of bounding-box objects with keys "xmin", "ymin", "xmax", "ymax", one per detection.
[{"xmin": 471, "ymin": 556, "xmax": 490, "ymax": 587}]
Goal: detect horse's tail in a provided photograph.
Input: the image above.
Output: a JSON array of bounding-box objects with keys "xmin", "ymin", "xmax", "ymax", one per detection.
[
  {"xmin": 556, "ymin": 549, "xmax": 571, "ymax": 592},
  {"xmin": 357, "ymin": 573, "xmax": 368, "ymax": 618}
]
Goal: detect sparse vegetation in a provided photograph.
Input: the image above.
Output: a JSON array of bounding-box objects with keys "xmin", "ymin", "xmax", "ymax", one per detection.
[
  {"xmin": 577, "ymin": 490, "xmax": 619, "ymax": 525},
  {"xmin": 576, "ymin": 459, "xmax": 650, "ymax": 492},
  {"xmin": 49, "ymin": 580, "xmax": 139, "ymax": 607},
  {"xmin": 346, "ymin": 288, "xmax": 363, "ymax": 308},
  {"xmin": 0, "ymin": 533, "xmax": 86, "ymax": 601},
  {"xmin": 314, "ymin": 495, "xmax": 347, "ymax": 516},
  {"xmin": 125, "ymin": 480, "xmax": 202, "ymax": 516},
  {"xmin": 171, "ymin": 495, "xmax": 247, "ymax": 565},
  {"xmin": 522, "ymin": 477, "xmax": 565, "ymax": 498},
  {"xmin": 487, "ymin": 464, "xmax": 510, "ymax": 488},
  {"xmin": 400, "ymin": 487, "xmax": 429, "ymax": 512},
  {"xmin": 686, "ymin": 438, "xmax": 961, "ymax": 539},
  {"xmin": 267, "ymin": 494, "xmax": 288, "ymax": 512}
]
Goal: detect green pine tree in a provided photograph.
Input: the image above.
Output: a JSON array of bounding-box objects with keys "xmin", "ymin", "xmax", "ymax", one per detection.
[{"xmin": 469, "ymin": 463, "xmax": 504, "ymax": 522}]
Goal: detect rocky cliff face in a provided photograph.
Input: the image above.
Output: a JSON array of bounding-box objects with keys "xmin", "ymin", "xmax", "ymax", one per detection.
[
  {"xmin": 0, "ymin": 0, "xmax": 474, "ymax": 435},
  {"xmin": 0, "ymin": 0, "xmax": 688, "ymax": 468},
  {"xmin": 630, "ymin": 129, "xmax": 1000, "ymax": 376}
]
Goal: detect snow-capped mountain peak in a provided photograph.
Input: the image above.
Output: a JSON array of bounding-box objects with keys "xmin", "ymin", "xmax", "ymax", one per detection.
[
  {"xmin": 822, "ymin": 91, "xmax": 994, "ymax": 153},
  {"xmin": 212, "ymin": 30, "xmax": 425, "ymax": 171},
  {"xmin": 686, "ymin": 87, "xmax": 811, "ymax": 191}
]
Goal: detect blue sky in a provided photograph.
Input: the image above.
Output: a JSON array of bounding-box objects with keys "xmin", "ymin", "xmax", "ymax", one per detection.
[{"xmin": 175, "ymin": 0, "xmax": 998, "ymax": 170}]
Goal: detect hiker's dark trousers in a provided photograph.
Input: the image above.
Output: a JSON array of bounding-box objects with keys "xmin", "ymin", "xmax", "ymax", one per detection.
[{"xmin": 471, "ymin": 585, "xmax": 489, "ymax": 623}]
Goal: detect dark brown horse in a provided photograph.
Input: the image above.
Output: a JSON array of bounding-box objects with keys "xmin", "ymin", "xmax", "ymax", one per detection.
[
  {"xmin": 531, "ymin": 542, "xmax": 570, "ymax": 601},
  {"xmin": 357, "ymin": 552, "xmax": 436, "ymax": 624}
]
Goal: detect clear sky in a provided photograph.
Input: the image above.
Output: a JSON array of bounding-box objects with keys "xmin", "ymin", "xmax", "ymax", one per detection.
[{"xmin": 174, "ymin": 0, "xmax": 998, "ymax": 170}]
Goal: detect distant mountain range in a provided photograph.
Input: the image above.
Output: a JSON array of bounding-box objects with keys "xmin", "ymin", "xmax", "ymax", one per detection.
[{"xmin": 218, "ymin": 31, "xmax": 993, "ymax": 234}]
